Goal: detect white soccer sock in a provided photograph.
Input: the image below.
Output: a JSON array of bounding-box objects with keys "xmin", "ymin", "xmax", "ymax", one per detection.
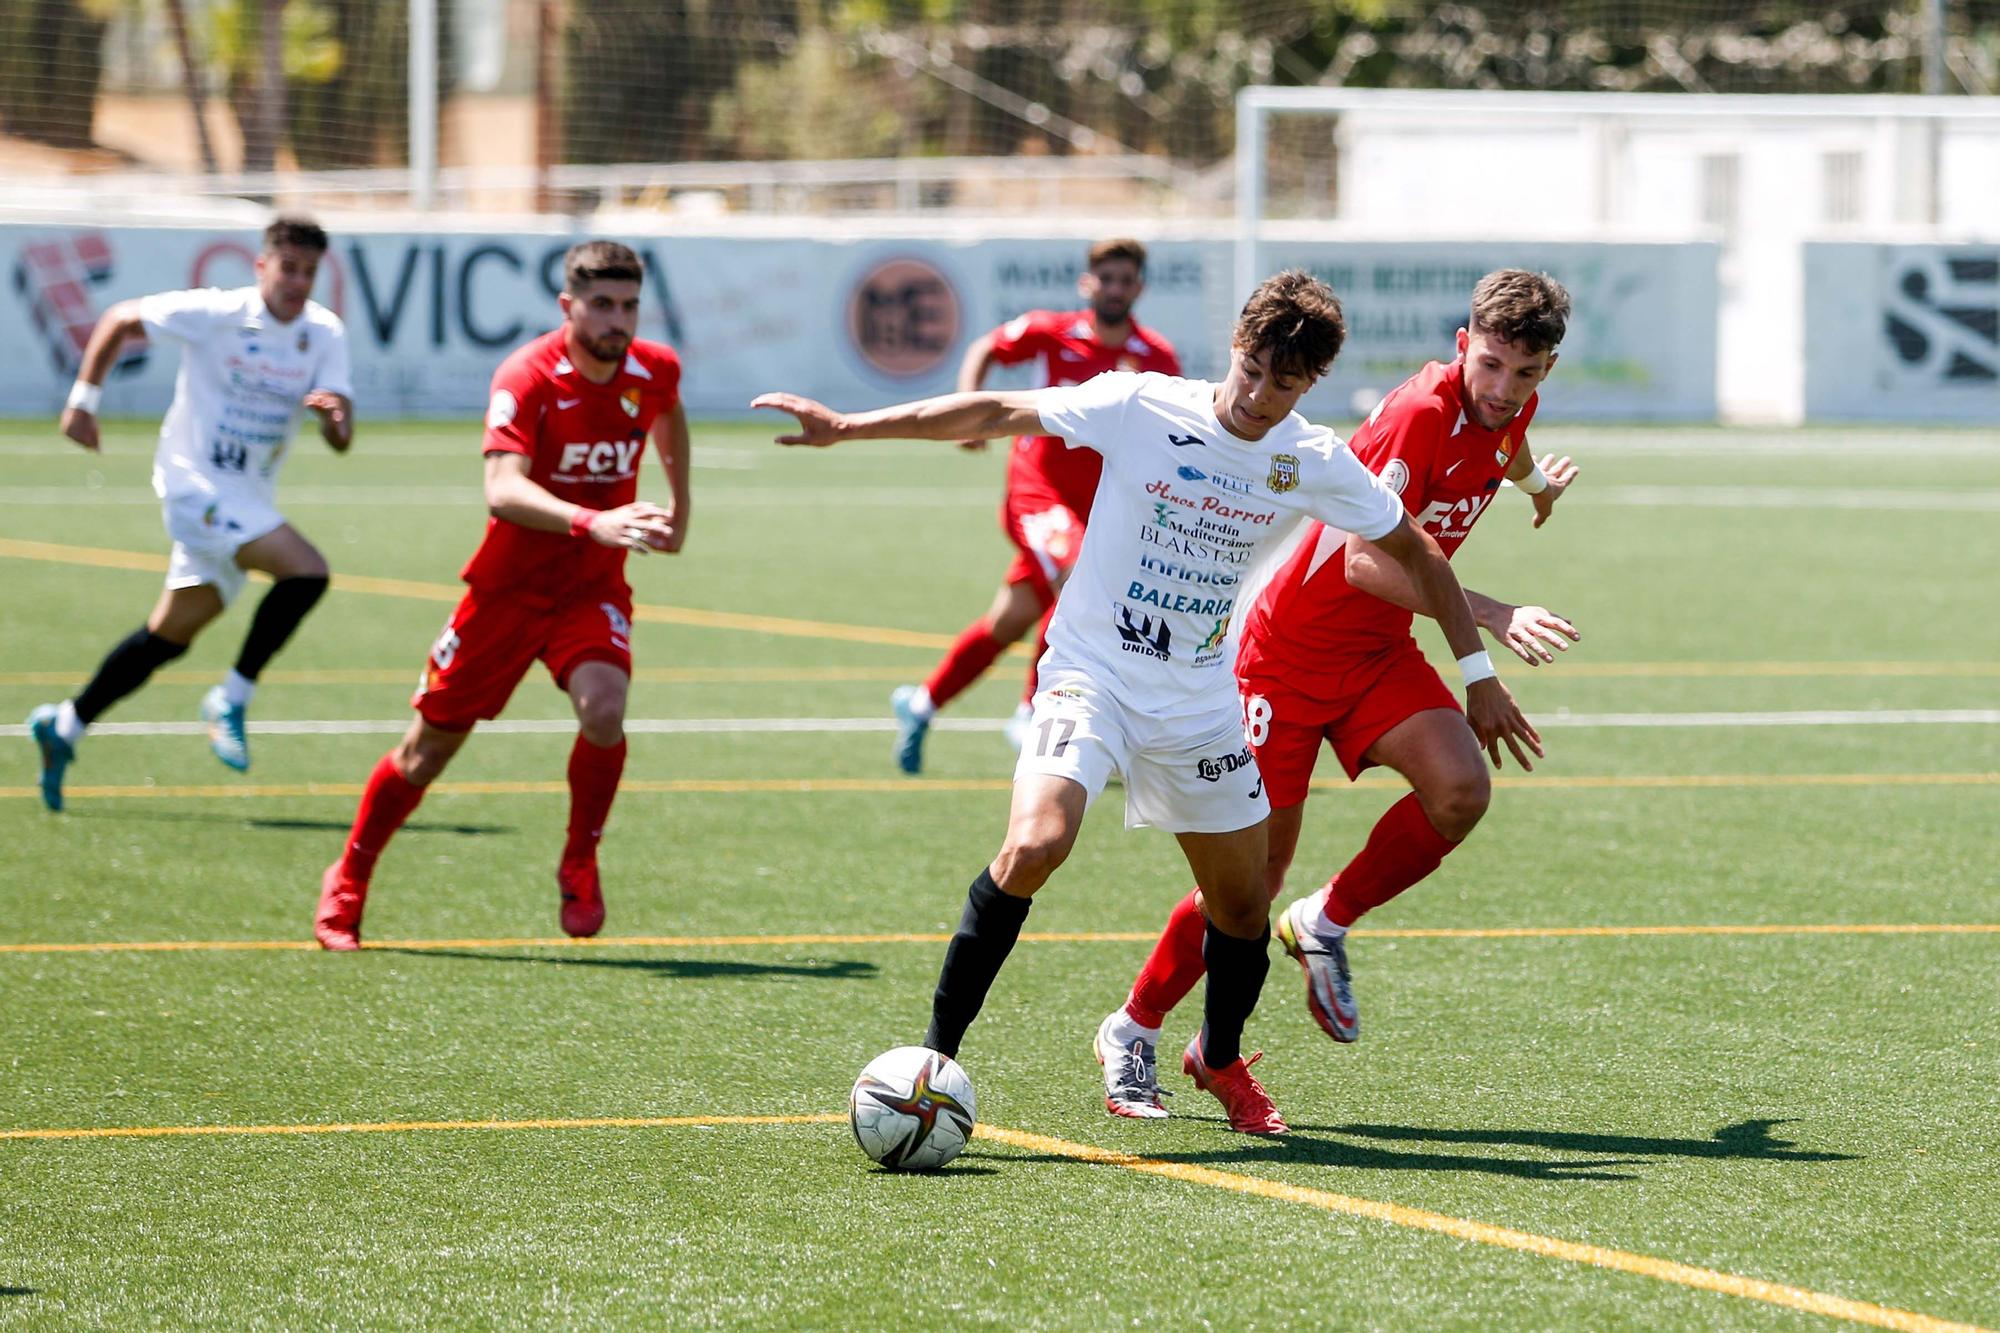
[
  {"xmin": 1106, "ymin": 1007, "xmax": 1161, "ymax": 1046},
  {"xmin": 220, "ymin": 669, "xmax": 255, "ymax": 708},
  {"xmin": 907, "ymin": 686, "xmax": 936, "ymax": 720},
  {"xmin": 53, "ymin": 700, "xmax": 85, "ymax": 747}
]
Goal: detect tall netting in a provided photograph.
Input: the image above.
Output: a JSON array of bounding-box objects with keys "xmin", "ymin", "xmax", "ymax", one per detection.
[{"xmin": 0, "ymin": 1, "xmax": 1995, "ymax": 215}]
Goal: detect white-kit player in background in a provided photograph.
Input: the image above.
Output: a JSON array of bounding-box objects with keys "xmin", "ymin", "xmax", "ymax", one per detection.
[
  {"xmin": 27, "ymin": 215, "xmax": 355, "ymax": 811},
  {"xmin": 755, "ymin": 270, "xmax": 1540, "ymax": 1134}
]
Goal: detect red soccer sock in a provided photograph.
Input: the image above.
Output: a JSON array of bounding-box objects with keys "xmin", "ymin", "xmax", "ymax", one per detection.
[
  {"xmin": 339, "ymin": 751, "xmax": 427, "ymax": 883},
  {"xmin": 1321, "ymin": 792, "xmax": 1460, "ymax": 927},
  {"xmin": 1123, "ymin": 889, "xmax": 1209, "ymax": 1029},
  {"xmin": 923, "ymin": 617, "xmax": 1007, "ymax": 711},
  {"xmin": 563, "ymin": 735, "xmax": 627, "ymax": 866}
]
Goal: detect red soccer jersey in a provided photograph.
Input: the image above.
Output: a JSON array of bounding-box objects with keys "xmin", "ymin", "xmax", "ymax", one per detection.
[
  {"xmin": 988, "ymin": 308, "xmax": 1180, "ymax": 510},
  {"xmin": 1237, "ymin": 359, "xmax": 1538, "ymax": 691},
  {"xmin": 461, "ymin": 329, "xmax": 683, "ymax": 601}
]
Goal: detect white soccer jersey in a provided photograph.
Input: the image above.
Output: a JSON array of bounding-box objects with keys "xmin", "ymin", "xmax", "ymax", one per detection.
[
  {"xmin": 1035, "ymin": 371, "xmax": 1405, "ymax": 717},
  {"xmin": 138, "ymin": 287, "xmax": 351, "ymax": 505}
]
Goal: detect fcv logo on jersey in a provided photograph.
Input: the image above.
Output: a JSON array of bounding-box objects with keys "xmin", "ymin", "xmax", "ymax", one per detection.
[{"xmin": 557, "ymin": 439, "xmax": 643, "ymax": 477}]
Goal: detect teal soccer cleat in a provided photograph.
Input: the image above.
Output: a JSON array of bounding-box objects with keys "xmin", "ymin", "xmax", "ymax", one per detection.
[
  {"xmin": 199, "ymin": 686, "xmax": 251, "ymax": 772},
  {"xmin": 26, "ymin": 704, "xmax": 73, "ymax": 812},
  {"xmin": 889, "ymin": 684, "xmax": 930, "ymax": 775}
]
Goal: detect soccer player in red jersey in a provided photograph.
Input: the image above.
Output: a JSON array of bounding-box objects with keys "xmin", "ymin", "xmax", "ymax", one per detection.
[
  {"xmin": 313, "ymin": 241, "xmax": 690, "ymax": 950},
  {"xmin": 890, "ymin": 237, "xmax": 1180, "ymax": 773},
  {"xmin": 1093, "ymin": 270, "xmax": 1581, "ymax": 1118}
]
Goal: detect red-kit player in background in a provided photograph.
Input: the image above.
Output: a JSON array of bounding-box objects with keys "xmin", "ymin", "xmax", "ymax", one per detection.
[
  {"xmin": 890, "ymin": 237, "xmax": 1179, "ymax": 773},
  {"xmin": 314, "ymin": 241, "xmax": 691, "ymax": 950},
  {"xmin": 1093, "ymin": 269, "xmax": 1583, "ymax": 1119}
]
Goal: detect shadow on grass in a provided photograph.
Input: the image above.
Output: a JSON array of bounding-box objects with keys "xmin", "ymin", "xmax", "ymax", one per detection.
[
  {"xmin": 864, "ymin": 1163, "xmax": 1003, "ymax": 1179},
  {"xmin": 0, "ymin": 1288, "xmax": 36, "ymax": 1297},
  {"xmin": 1026, "ymin": 1128, "xmax": 1641, "ymax": 1181},
  {"xmin": 1317, "ymin": 1118, "xmax": 1857, "ymax": 1164},
  {"xmin": 376, "ymin": 947, "xmax": 878, "ymax": 982},
  {"xmin": 1004, "ymin": 1116, "xmax": 1852, "ymax": 1183},
  {"xmin": 71, "ymin": 810, "xmax": 510, "ymax": 836}
]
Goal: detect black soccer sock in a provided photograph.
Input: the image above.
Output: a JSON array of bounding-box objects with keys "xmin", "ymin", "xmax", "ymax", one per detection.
[
  {"xmin": 1198, "ymin": 919, "xmax": 1271, "ymax": 1070},
  {"xmin": 72, "ymin": 627, "xmax": 189, "ymax": 725},
  {"xmin": 922, "ymin": 867, "xmax": 1033, "ymax": 1060},
  {"xmin": 233, "ymin": 575, "xmax": 329, "ymax": 681}
]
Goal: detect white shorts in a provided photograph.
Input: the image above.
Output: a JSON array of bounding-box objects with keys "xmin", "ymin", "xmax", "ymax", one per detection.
[
  {"xmin": 160, "ymin": 486, "xmax": 286, "ymax": 606},
  {"xmin": 1014, "ymin": 667, "xmax": 1270, "ymax": 834}
]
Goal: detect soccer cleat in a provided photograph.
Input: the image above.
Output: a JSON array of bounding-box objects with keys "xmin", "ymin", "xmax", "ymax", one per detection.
[
  {"xmin": 314, "ymin": 862, "xmax": 366, "ymax": 951},
  {"xmin": 1094, "ymin": 1011, "xmax": 1171, "ymax": 1119},
  {"xmin": 26, "ymin": 704, "xmax": 73, "ymax": 813},
  {"xmin": 1181, "ymin": 1037, "xmax": 1286, "ymax": 1135},
  {"xmin": 1003, "ymin": 701, "xmax": 1034, "ymax": 754},
  {"xmin": 889, "ymin": 684, "xmax": 930, "ymax": 775},
  {"xmin": 558, "ymin": 858, "xmax": 606, "ymax": 938},
  {"xmin": 199, "ymin": 686, "xmax": 250, "ymax": 772},
  {"xmin": 1275, "ymin": 896, "xmax": 1359, "ymax": 1044}
]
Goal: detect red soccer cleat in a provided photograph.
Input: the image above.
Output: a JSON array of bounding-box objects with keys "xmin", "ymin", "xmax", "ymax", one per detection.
[
  {"xmin": 1182, "ymin": 1038, "xmax": 1287, "ymax": 1135},
  {"xmin": 558, "ymin": 858, "xmax": 605, "ymax": 938},
  {"xmin": 315, "ymin": 862, "xmax": 367, "ymax": 951}
]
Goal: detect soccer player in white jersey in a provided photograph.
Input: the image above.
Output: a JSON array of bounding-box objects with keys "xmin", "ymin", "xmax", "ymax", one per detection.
[
  {"xmin": 27, "ymin": 216, "xmax": 354, "ymax": 811},
  {"xmin": 755, "ymin": 271, "xmax": 1539, "ymax": 1134}
]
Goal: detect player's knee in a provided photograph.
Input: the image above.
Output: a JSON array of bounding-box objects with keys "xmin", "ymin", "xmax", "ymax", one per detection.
[
  {"xmin": 574, "ymin": 698, "xmax": 625, "ymax": 747},
  {"xmin": 395, "ymin": 739, "xmax": 452, "ymax": 787},
  {"xmin": 992, "ymin": 826, "xmax": 1074, "ymax": 893},
  {"xmin": 1204, "ymin": 886, "xmax": 1269, "ymax": 938},
  {"xmin": 1425, "ymin": 767, "xmax": 1491, "ymax": 840}
]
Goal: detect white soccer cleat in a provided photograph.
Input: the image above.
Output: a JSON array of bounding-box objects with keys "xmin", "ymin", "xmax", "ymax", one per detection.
[
  {"xmin": 199, "ymin": 686, "xmax": 250, "ymax": 772},
  {"xmin": 1275, "ymin": 896, "xmax": 1359, "ymax": 1043},
  {"xmin": 1094, "ymin": 1011, "xmax": 1171, "ymax": 1119}
]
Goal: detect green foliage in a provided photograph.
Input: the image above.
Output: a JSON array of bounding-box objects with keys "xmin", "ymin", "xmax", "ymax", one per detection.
[{"xmin": 710, "ymin": 29, "xmax": 931, "ymax": 160}]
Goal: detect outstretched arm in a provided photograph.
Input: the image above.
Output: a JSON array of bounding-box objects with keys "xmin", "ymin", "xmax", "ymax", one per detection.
[
  {"xmin": 751, "ymin": 390, "xmax": 1046, "ymax": 448},
  {"xmin": 954, "ymin": 331, "xmax": 1002, "ymax": 451},
  {"xmin": 1344, "ymin": 533, "xmax": 1580, "ymax": 665},
  {"xmin": 58, "ymin": 299, "xmax": 147, "ymax": 452},
  {"xmin": 1370, "ymin": 514, "xmax": 1543, "ymax": 770}
]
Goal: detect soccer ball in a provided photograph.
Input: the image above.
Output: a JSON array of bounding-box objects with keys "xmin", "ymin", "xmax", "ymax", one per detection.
[{"xmin": 849, "ymin": 1046, "xmax": 977, "ymax": 1171}]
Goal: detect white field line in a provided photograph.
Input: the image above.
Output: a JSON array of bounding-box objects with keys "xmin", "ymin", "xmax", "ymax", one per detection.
[
  {"xmin": 1585, "ymin": 485, "xmax": 2000, "ymax": 511},
  {"xmin": 3, "ymin": 709, "xmax": 1997, "ymax": 740}
]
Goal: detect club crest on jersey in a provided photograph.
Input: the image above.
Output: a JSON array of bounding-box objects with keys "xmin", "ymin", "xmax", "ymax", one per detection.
[
  {"xmin": 620, "ymin": 387, "xmax": 642, "ymax": 419},
  {"xmin": 1494, "ymin": 433, "xmax": 1511, "ymax": 466},
  {"xmin": 297, "ymin": 329, "xmax": 309, "ymax": 353},
  {"xmin": 1380, "ymin": 458, "xmax": 1411, "ymax": 495},
  {"xmin": 1266, "ymin": 454, "xmax": 1300, "ymax": 493},
  {"xmin": 487, "ymin": 390, "xmax": 518, "ymax": 429}
]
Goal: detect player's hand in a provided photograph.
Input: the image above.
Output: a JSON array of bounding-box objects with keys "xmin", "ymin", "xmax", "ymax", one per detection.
[
  {"xmin": 593, "ymin": 501, "xmax": 675, "ymax": 554},
  {"xmin": 1464, "ymin": 677, "xmax": 1542, "ymax": 771},
  {"xmin": 59, "ymin": 406, "xmax": 100, "ymax": 452},
  {"xmin": 304, "ymin": 390, "xmax": 353, "ymax": 450},
  {"xmin": 957, "ymin": 438, "xmax": 992, "ymax": 453},
  {"xmin": 750, "ymin": 392, "xmax": 847, "ymax": 448},
  {"xmin": 1493, "ymin": 604, "xmax": 1580, "ymax": 666},
  {"xmin": 1529, "ymin": 453, "xmax": 1579, "ymax": 529},
  {"xmin": 644, "ymin": 514, "xmax": 686, "ymax": 554}
]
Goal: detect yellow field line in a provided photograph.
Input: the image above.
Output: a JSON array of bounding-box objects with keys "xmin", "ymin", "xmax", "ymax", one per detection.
[
  {"xmin": 0, "ymin": 537, "xmax": 1003, "ymax": 654},
  {"xmin": 4, "ymin": 772, "xmax": 1996, "ymax": 803},
  {"xmin": 5, "ymin": 539, "xmax": 1993, "ymax": 678},
  {"xmin": 2, "ymin": 922, "xmax": 1993, "ymax": 957},
  {"xmin": 973, "ymin": 1125, "xmax": 1991, "ymax": 1333},
  {"xmin": 0, "ymin": 1113, "xmax": 845, "ymax": 1142},
  {"xmin": 0, "ymin": 1105, "xmax": 1978, "ymax": 1330}
]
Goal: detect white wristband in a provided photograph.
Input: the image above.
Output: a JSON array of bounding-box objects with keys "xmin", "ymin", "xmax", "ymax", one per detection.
[
  {"xmin": 1457, "ymin": 650, "xmax": 1497, "ymax": 686},
  {"xmin": 1515, "ymin": 463, "xmax": 1549, "ymax": 495},
  {"xmin": 66, "ymin": 380, "xmax": 102, "ymax": 415}
]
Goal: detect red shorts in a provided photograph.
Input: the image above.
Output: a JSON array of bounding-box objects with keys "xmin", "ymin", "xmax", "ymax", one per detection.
[
  {"xmin": 1001, "ymin": 472, "xmax": 1087, "ymax": 601},
  {"xmin": 1238, "ymin": 640, "xmax": 1461, "ymax": 808},
  {"xmin": 412, "ymin": 585, "xmax": 634, "ymax": 729}
]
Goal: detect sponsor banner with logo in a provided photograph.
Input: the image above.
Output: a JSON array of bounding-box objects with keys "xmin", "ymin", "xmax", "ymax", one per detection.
[
  {"xmin": 1256, "ymin": 240, "xmax": 1720, "ymax": 422},
  {"xmin": 1804, "ymin": 242, "xmax": 2000, "ymax": 422},
  {"xmin": 0, "ymin": 224, "xmax": 1715, "ymax": 421}
]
